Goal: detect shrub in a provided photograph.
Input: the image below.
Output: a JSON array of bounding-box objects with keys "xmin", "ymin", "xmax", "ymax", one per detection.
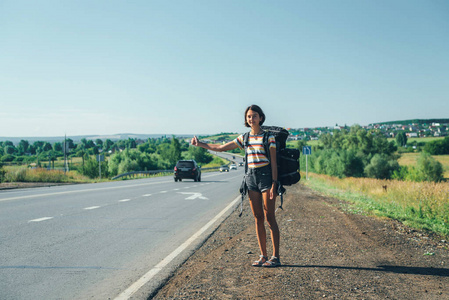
[
  {"xmin": 416, "ymin": 152, "xmax": 444, "ymax": 182},
  {"xmin": 0, "ymin": 167, "xmax": 6, "ymax": 182},
  {"xmin": 423, "ymin": 136, "xmax": 449, "ymax": 155},
  {"xmin": 1, "ymin": 154, "xmax": 15, "ymax": 162},
  {"xmin": 79, "ymin": 157, "xmax": 108, "ymax": 179},
  {"xmin": 364, "ymin": 154, "xmax": 400, "ymax": 179},
  {"xmin": 342, "ymin": 150, "xmax": 365, "ymax": 177},
  {"xmin": 118, "ymin": 157, "xmax": 139, "ymax": 174}
]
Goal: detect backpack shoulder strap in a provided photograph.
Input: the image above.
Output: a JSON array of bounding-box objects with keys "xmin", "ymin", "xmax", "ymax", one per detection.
[
  {"xmin": 243, "ymin": 132, "xmax": 250, "ymax": 148},
  {"xmin": 239, "ymin": 132, "xmax": 251, "ymax": 217},
  {"xmin": 242, "ymin": 132, "xmax": 250, "ymax": 173},
  {"xmin": 262, "ymin": 130, "xmax": 270, "ymax": 162}
]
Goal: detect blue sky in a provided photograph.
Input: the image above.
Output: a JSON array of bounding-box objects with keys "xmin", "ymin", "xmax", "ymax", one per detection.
[{"xmin": 1, "ymin": 0, "xmax": 448, "ymax": 137}]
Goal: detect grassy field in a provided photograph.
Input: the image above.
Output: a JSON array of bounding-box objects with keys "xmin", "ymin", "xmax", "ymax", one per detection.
[
  {"xmin": 3, "ymin": 166, "xmax": 93, "ymax": 183},
  {"xmin": 286, "ymin": 139, "xmax": 321, "ymax": 148},
  {"xmin": 25, "ymin": 156, "xmax": 85, "ymax": 169},
  {"xmin": 398, "ymin": 153, "xmax": 449, "ymax": 178},
  {"xmin": 387, "ymin": 136, "xmax": 445, "ymax": 144},
  {"xmin": 304, "ymin": 172, "xmax": 449, "ymax": 237}
]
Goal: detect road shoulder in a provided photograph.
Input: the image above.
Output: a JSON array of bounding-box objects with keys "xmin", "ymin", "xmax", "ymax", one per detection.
[{"xmin": 153, "ymin": 183, "xmax": 449, "ymax": 299}]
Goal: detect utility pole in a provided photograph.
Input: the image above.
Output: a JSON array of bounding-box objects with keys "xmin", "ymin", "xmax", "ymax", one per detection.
[
  {"xmin": 63, "ymin": 134, "xmax": 66, "ymax": 173},
  {"xmin": 97, "ymin": 152, "xmax": 104, "ymax": 180}
]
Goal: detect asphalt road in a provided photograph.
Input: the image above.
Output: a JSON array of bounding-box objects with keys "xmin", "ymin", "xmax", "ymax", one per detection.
[{"xmin": 0, "ymin": 163, "xmax": 244, "ymax": 300}]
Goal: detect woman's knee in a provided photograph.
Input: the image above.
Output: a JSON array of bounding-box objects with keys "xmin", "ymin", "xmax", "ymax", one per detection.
[
  {"xmin": 253, "ymin": 213, "xmax": 265, "ymax": 223},
  {"xmin": 265, "ymin": 212, "xmax": 277, "ymax": 227}
]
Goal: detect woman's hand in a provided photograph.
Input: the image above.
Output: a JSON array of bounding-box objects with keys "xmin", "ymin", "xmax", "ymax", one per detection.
[
  {"xmin": 191, "ymin": 136, "xmax": 199, "ymax": 146},
  {"xmin": 270, "ymin": 182, "xmax": 277, "ymax": 200}
]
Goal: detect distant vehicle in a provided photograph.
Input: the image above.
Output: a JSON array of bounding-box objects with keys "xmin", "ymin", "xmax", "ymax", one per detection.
[
  {"xmin": 174, "ymin": 160, "xmax": 201, "ymax": 182},
  {"xmin": 238, "ymin": 162, "xmax": 244, "ymax": 167},
  {"xmin": 229, "ymin": 164, "xmax": 237, "ymax": 170},
  {"xmin": 219, "ymin": 165, "xmax": 230, "ymax": 172}
]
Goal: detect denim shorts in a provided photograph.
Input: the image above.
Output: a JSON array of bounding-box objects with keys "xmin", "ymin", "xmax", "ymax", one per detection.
[{"xmin": 245, "ymin": 165, "xmax": 272, "ymax": 193}]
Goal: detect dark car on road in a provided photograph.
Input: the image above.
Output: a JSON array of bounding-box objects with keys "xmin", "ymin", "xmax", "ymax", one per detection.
[
  {"xmin": 174, "ymin": 160, "xmax": 201, "ymax": 182},
  {"xmin": 219, "ymin": 165, "xmax": 230, "ymax": 172}
]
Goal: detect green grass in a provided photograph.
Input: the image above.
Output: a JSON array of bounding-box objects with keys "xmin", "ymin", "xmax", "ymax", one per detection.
[
  {"xmin": 303, "ymin": 173, "xmax": 449, "ymax": 238},
  {"xmin": 286, "ymin": 139, "xmax": 321, "ymax": 148},
  {"xmin": 202, "ymin": 156, "xmax": 228, "ymax": 169},
  {"xmin": 2, "ymin": 166, "xmax": 93, "ymax": 183},
  {"xmin": 398, "ymin": 153, "xmax": 449, "ymax": 178},
  {"xmin": 387, "ymin": 136, "xmax": 445, "ymax": 144}
]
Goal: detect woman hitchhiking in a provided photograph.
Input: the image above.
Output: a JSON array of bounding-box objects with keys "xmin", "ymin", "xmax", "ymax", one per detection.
[{"xmin": 191, "ymin": 104, "xmax": 281, "ymax": 267}]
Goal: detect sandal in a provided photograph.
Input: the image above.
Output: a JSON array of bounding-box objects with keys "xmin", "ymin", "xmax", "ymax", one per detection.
[
  {"xmin": 252, "ymin": 255, "xmax": 268, "ymax": 267},
  {"xmin": 262, "ymin": 256, "xmax": 281, "ymax": 267}
]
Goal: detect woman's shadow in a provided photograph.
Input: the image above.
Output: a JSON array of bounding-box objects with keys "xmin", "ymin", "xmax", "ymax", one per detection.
[{"xmin": 280, "ymin": 264, "xmax": 449, "ymax": 277}]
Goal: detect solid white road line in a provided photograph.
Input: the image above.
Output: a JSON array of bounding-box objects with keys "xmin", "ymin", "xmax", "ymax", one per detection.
[
  {"xmin": 84, "ymin": 206, "xmax": 101, "ymax": 210},
  {"xmin": 28, "ymin": 217, "xmax": 54, "ymax": 223},
  {"xmin": 0, "ymin": 180, "xmax": 168, "ymax": 202},
  {"xmin": 114, "ymin": 195, "xmax": 241, "ymax": 300}
]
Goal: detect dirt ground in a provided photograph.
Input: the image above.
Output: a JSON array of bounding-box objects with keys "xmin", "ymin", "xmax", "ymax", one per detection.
[{"xmin": 152, "ymin": 183, "xmax": 449, "ymax": 299}]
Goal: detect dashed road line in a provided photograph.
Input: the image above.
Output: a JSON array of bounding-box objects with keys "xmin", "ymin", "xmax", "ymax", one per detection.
[
  {"xmin": 84, "ymin": 206, "xmax": 101, "ymax": 210},
  {"xmin": 142, "ymin": 194, "xmax": 152, "ymax": 197},
  {"xmin": 28, "ymin": 217, "xmax": 54, "ymax": 223},
  {"xmin": 119, "ymin": 199, "xmax": 131, "ymax": 202},
  {"xmin": 0, "ymin": 180, "xmax": 169, "ymax": 203}
]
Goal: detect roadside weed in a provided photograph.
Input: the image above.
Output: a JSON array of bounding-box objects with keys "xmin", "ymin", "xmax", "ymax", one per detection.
[{"xmin": 304, "ymin": 173, "xmax": 449, "ymax": 237}]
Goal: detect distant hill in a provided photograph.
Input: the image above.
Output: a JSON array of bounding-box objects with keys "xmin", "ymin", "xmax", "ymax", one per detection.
[
  {"xmin": 0, "ymin": 133, "xmax": 195, "ymax": 144},
  {"xmin": 370, "ymin": 118, "xmax": 449, "ymax": 126}
]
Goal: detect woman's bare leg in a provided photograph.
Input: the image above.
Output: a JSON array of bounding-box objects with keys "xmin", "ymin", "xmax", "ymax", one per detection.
[
  {"xmin": 248, "ymin": 190, "xmax": 267, "ymax": 257},
  {"xmin": 262, "ymin": 191, "xmax": 280, "ymax": 258}
]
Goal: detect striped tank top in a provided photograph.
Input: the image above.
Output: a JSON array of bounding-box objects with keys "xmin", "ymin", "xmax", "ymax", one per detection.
[{"xmin": 233, "ymin": 132, "xmax": 276, "ymax": 169}]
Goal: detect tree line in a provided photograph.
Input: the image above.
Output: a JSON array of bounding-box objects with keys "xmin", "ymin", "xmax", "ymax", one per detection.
[
  {"xmin": 298, "ymin": 125, "xmax": 444, "ymax": 182},
  {"xmin": 0, "ymin": 137, "xmax": 215, "ymax": 181},
  {"xmin": 1, "ymin": 128, "xmax": 446, "ymax": 183}
]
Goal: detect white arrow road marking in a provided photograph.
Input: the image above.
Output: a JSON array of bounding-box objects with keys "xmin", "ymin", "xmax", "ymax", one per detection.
[
  {"xmin": 84, "ymin": 206, "xmax": 101, "ymax": 210},
  {"xmin": 28, "ymin": 217, "xmax": 53, "ymax": 223},
  {"xmin": 177, "ymin": 192, "xmax": 208, "ymax": 200}
]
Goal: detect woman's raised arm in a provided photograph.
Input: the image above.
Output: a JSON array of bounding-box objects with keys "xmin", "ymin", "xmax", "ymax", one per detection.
[{"xmin": 191, "ymin": 136, "xmax": 238, "ymax": 152}]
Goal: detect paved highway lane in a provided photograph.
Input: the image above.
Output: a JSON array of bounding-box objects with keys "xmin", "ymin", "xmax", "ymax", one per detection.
[{"xmin": 0, "ymin": 168, "xmax": 245, "ymax": 300}]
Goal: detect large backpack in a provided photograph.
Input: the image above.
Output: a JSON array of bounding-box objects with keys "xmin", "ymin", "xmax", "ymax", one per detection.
[{"xmin": 238, "ymin": 126, "xmax": 300, "ymax": 215}]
